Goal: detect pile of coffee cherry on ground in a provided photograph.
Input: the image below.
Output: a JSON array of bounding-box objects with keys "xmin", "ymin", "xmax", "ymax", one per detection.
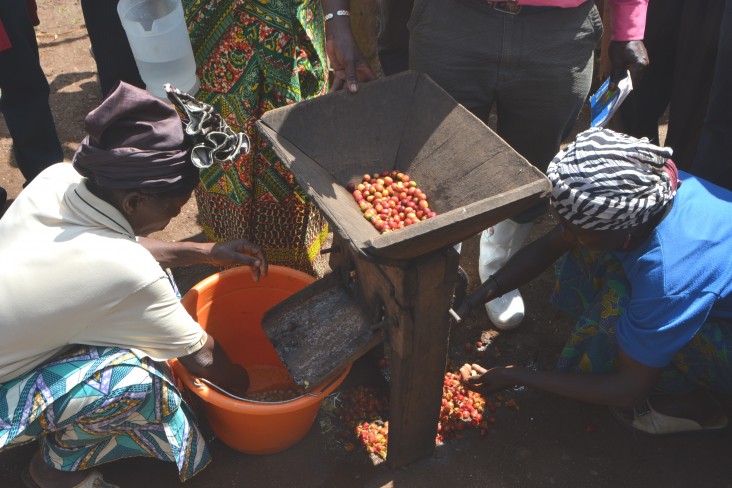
[
  {"xmin": 346, "ymin": 170, "xmax": 437, "ymax": 233},
  {"xmin": 333, "ymin": 368, "xmax": 519, "ymax": 461}
]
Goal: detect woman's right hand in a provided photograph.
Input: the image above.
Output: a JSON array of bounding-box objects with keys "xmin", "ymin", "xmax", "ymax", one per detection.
[
  {"xmin": 459, "ymin": 363, "xmax": 518, "ymax": 394},
  {"xmin": 209, "ymin": 239, "xmax": 268, "ymax": 282}
]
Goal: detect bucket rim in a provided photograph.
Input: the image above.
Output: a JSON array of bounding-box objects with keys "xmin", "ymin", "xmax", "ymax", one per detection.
[{"xmin": 171, "ymin": 358, "xmax": 351, "ymax": 413}]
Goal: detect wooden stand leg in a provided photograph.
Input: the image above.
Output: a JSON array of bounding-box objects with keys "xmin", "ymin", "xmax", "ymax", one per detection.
[{"xmin": 383, "ymin": 248, "xmax": 459, "ymax": 468}]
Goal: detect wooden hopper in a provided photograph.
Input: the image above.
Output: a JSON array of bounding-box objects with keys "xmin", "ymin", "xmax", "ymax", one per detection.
[{"xmin": 256, "ymin": 70, "xmax": 550, "ymax": 261}]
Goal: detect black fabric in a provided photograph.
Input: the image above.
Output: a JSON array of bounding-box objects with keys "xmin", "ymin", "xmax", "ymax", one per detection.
[
  {"xmin": 617, "ymin": 0, "xmax": 724, "ymax": 170},
  {"xmin": 377, "ymin": 0, "xmax": 412, "ymax": 76},
  {"xmin": 80, "ymin": 0, "xmax": 145, "ymax": 98},
  {"xmin": 0, "ymin": 0, "xmax": 63, "ymax": 185},
  {"xmin": 692, "ymin": 0, "xmax": 732, "ymax": 190}
]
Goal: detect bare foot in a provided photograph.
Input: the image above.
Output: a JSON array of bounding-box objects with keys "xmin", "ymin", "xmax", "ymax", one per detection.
[{"xmin": 28, "ymin": 450, "xmax": 90, "ymax": 488}]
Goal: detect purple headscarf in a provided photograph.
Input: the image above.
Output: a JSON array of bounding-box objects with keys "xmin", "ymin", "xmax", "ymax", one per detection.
[{"xmin": 72, "ymin": 82, "xmax": 198, "ymax": 194}]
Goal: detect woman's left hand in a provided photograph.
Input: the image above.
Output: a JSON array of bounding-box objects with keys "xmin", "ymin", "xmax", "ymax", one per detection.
[{"xmin": 209, "ymin": 240, "xmax": 268, "ymax": 282}]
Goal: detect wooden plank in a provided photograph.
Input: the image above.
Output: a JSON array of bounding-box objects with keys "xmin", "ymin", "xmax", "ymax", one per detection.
[
  {"xmin": 326, "ymin": 238, "xmax": 460, "ymax": 466},
  {"xmin": 379, "ymin": 249, "xmax": 460, "ymax": 467}
]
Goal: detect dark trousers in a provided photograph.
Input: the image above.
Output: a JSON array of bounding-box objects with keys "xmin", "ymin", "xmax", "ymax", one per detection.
[
  {"xmin": 693, "ymin": 0, "xmax": 732, "ymax": 190},
  {"xmin": 377, "ymin": 0, "xmax": 413, "ymax": 76},
  {"xmin": 81, "ymin": 0, "xmax": 144, "ymax": 98},
  {"xmin": 0, "ymin": 0, "xmax": 63, "ymax": 185},
  {"xmin": 618, "ymin": 0, "xmax": 725, "ymax": 170},
  {"xmin": 409, "ymin": 0, "xmax": 601, "ymax": 222}
]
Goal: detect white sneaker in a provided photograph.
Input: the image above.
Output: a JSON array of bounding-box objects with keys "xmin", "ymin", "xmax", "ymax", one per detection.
[
  {"xmin": 486, "ymin": 290, "xmax": 525, "ymax": 330},
  {"xmin": 478, "ymin": 219, "xmax": 533, "ymax": 330}
]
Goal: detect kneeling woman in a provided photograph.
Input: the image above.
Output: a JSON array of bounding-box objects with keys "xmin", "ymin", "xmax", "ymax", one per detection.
[
  {"xmin": 0, "ymin": 83, "xmax": 267, "ymax": 487},
  {"xmin": 459, "ymin": 128, "xmax": 732, "ymax": 434}
]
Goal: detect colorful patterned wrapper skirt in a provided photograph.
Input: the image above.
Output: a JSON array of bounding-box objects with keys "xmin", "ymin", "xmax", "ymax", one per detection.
[
  {"xmin": 551, "ymin": 249, "xmax": 732, "ymax": 396},
  {"xmin": 184, "ymin": 0, "xmax": 330, "ymax": 277},
  {"xmin": 0, "ymin": 346, "xmax": 210, "ymax": 481}
]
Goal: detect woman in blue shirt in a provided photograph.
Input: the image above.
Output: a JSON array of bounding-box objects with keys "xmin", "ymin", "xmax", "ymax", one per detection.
[{"xmin": 458, "ymin": 127, "xmax": 732, "ymax": 434}]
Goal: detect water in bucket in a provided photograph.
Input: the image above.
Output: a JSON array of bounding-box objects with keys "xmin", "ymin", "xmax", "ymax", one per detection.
[{"xmin": 117, "ymin": 0, "xmax": 199, "ymax": 99}]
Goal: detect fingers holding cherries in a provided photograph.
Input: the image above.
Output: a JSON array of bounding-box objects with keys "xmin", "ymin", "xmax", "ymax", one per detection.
[
  {"xmin": 347, "ymin": 170, "xmax": 437, "ymax": 233},
  {"xmin": 459, "ymin": 363, "xmax": 517, "ymax": 394},
  {"xmin": 460, "ymin": 363, "xmax": 487, "ymax": 385}
]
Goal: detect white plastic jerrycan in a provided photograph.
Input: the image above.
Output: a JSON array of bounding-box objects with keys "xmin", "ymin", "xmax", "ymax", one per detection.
[{"xmin": 117, "ymin": 0, "xmax": 199, "ymax": 99}]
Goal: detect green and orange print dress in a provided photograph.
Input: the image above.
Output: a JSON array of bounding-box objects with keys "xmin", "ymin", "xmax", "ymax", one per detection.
[{"xmin": 184, "ymin": 0, "xmax": 330, "ymax": 276}]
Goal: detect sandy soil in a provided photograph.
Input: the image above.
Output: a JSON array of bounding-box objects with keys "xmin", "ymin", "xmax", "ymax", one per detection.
[{"xmin": 1, "ymin": 1, "xmax": 731, "ymax": 487}]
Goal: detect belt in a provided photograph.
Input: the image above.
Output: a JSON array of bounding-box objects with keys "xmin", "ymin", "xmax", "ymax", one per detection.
[
  {"xmin": 485, "ymin": 1, "xmax": 522, "ymax": 14},
  {"xmin": 481, "ymin": 1, "xmax": 558, "ymax": 15}
]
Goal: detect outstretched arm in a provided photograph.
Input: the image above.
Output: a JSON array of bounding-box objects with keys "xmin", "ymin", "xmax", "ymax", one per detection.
[
  {"xmin": 457, "ymin": 225, "xmax": 572, "ymax": 319},
  {"xmin": 138, "ymin": 237, "xmax": 268, "ymax": 282},
  {"xmin": 179, "ymin": 334, "xmax": 250, "ymax": 395},
  {"xmin": 461, "ymin": 349, "xmax": 662, "ymax": 408}
]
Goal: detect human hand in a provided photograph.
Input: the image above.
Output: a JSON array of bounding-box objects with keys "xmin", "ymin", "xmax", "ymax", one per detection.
[
  {"xmin": 454, "ymin": 276, "xmax": 501, "ymax": 321},
  {"xmin": 209, "ymin": 240, "xmax": 268, "ymax": 282},
  {"xmin": 454, "ymin": 295, "xmax": 476, "ymax": 324},
  {"xmin": 459, "ymin": 363, "xmax": 517, "ymax": 394},
  {"xmin": 220, "ymin": 364, "xmax": 250, "ymax": 398},
  {"xmin": 325, "ymin": 22, "xmax": 376, "ymax": 93},
  {"xmin": 608, "ymin": 40, "xmax": 648, "ymax": 89}
]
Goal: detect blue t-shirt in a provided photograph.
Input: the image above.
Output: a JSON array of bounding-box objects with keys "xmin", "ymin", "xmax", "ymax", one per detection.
[{"xmin": 615, "ymin": 172, "xmax": 732, "ymax": 368}]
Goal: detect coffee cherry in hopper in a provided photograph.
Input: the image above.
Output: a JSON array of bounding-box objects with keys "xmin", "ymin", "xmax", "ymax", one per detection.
[{"xmin": 349, "ymin": 170, "xmax": 437, "ymax": 233}]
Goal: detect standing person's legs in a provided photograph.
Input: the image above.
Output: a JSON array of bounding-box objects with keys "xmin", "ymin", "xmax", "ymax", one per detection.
[
  {"xmin": 0, "ymin": 1, "xmax": 63, "ymax": 185},
  {"xmin": 692, "ymin": 0, "xmax": 732, "ymax": 190},
  {"xmin": 494, "ymin": 3, "xmax": 601, "ymax": 175},
  {"xmin": 409, "ymin": 0, "xmax": 498, "ymax": 125},
  {"xmin": 81, "ymin": 0, "xmax": 144, "ymax": 98},
  {"xmin": 663, "ymin": 0, "xmax": 724, "ymax": 169},
  {"xmin": 617, "ymin": 0, "xmax": 683, "ymax": 145},
  {"xmin": 486, "ymin": 3, "xmax": 600, "ymax": 329},
  {"xmin": 184, "ymin": 0, "xmax": 331, "ymax": 277},
  {"xmin": 409, "ymin": 1, "xmax": 599, "ymax": 329}
]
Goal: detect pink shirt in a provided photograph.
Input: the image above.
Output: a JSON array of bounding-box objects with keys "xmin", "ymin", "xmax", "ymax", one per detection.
[
  {"xmin": 0, "ymin": 23, "xmax": 9, "ymax": 52},
  {"xmin": 520, "ymin": 0, "xmax": 648, "ymax": 41}
]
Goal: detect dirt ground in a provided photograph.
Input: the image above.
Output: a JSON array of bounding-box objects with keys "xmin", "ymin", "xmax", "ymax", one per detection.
[{"xmin": 2, "ymin": 1, "xmax": 732, "ymax": 487}]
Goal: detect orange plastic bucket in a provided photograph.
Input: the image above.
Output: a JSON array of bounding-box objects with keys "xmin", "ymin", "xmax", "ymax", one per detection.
[{"xmin": 170, "ymin": 265, "xmax": 351, "ymax": 455}]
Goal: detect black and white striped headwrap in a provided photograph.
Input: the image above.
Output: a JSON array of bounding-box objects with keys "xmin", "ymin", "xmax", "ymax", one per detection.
[
  {"xmin": 546, "ymin": 128, "xmax": 676, "ymax": 231},
  {"xmin": 164, "ymin": 83, "xmax": 250, "ymax": 169}
]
